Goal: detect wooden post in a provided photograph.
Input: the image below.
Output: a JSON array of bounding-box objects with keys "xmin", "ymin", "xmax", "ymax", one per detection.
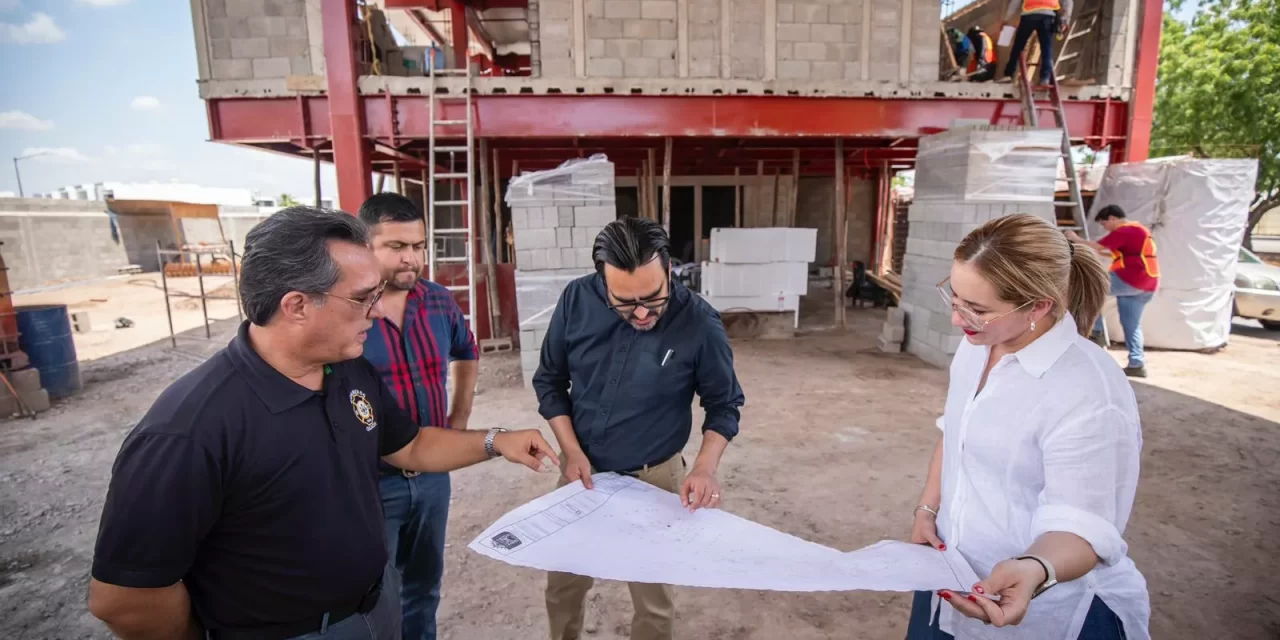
[
  {"xmin": 491, "ymin": 148, "xmax": 503, "ymax": 263},
  {"xmin": 733, "ymin": 166, "xmax": 742, "ymax": 228},
  {"xmin": 477, "ymin": 138, "xmax": 502, "ymax": 337},
  {"xmin": 661, "ymin": 137, "xmax": 673, "ymax": 233},
  {"xmin": 313, "ymin": 148, "xmax": 323, "ymax": 207},
  {"xmin": 393, "ymin": 159, "xmax": 402, "ymax": 194},
  {"xmin": 647, "ymin": 148, "xmax": 657, "ymax": 220},
  {"xmin": 834, "ymin": 140, "xmax": 847, "ymax": 329},
  {"xmin": 755, "ymin": 160, "xmax": 764, "ymax": 228},
  {"xmin": 694, "ymin": 184, "xmax": 704, "ymax": 262},
  {"xmin": 771, "ymin": 167, "xmax": 781, "ymax": 226},
  {"xmin": 375, "ymin": 173, "xmax": 386, "ymax": 193},
  {"xmin": 790, "ymin": 148, "xmax": 800, "ymax": 227},
  {"xmin": 638, "ymin": 161, "xmax": 648, "ymax": 220}
]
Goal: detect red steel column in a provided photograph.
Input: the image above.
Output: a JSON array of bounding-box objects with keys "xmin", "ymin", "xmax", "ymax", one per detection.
[
  {"xmin": 322, "ymin": 0, "xmax": 372, "ymax": 213},
  {"xmin": 450, "ymin": 1, "xmax": 468, "ymax": 69},
  {"xmin": 1126, "ymin": 0, "xmax": 1163, "ymax": 162}
]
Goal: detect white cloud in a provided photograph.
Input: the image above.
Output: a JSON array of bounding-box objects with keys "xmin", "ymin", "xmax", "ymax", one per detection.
[
  {"xmin": 104, "ymin": 142, "xmax": 170, "ymax": 172},
  {"xmin": 0, "ymin": 0, "xmax": 23, "ymax": 12},
  {"xmin": 0, "ymin": 12, "xmax": 66, "ymax": 44},
  {"xmin": 76, "ymin": 0, "xmax": 133, "ymax": 6},
  {"xmin": 0, "ymin": 110, "xmax": 54, "ymax": 131},
  {"xmin": 20, "ymin": 147, "xmax": 93, "ymax": 163},
  {"xmin": 129, "ymin": 96, "xmax": 161, "ymax": 111}
]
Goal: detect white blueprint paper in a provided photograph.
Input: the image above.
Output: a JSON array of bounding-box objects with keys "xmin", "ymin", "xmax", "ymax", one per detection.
[{"xmin": 469, "ymin": 473, "xmax": 980, "ymax": 592}]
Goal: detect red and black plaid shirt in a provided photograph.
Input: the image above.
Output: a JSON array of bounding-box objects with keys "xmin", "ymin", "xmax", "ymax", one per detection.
[{"xmin": 363, "ymin": 279, "xmax": 478, "ymax": 429}]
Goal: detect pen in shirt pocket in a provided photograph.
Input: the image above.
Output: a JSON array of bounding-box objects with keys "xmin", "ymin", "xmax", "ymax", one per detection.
[{"xmin": 661, "ymin": 349, "xmax": 674, "ymax": 367}]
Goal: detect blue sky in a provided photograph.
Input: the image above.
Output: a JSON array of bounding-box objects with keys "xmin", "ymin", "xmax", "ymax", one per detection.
[{"xmin": 0, "ymin": 0, "xmax": 337, "ymax": 199}]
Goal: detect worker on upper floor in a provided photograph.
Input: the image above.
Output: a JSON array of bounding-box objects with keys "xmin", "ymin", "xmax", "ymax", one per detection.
[
  {"xmin": 1000, "ymin": 0, "xmax": 1074, "ymax": 86},
  {"xmin": 965, "ymin": 26, "xmax": 997, "ymax": 82},
  {"xmin": 947, "ymin": 28, "xmax": 974, "ymax": 77}
]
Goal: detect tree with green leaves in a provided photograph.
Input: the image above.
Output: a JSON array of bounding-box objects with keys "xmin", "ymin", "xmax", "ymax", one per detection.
[
  {"xmin": 278, "ymin": 193, "xmax": 301, "ymax": 207},
  {"xmin": 1152, "ymin": 0, "xmax": 1279, "ymax": 248}
]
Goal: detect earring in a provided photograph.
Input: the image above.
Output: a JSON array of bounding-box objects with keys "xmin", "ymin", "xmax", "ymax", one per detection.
[{"xmin": 1031, "ymin": 320, "xmax": 1037, "ymax": 332}]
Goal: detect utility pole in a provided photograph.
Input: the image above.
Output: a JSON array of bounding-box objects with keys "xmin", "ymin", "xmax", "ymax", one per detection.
[{"xmin": 13, "ymin": 151, "xmax": 49, "ymax": 198}]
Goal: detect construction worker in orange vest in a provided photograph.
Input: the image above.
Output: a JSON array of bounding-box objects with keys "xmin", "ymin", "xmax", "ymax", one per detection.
[
  {"xmin": 999, "ymin": 0, "xmax": 1074, "ymax": 86},
  {"xmin": 965, "ymin": 26, "xmax": 997, "ymax": 82}
]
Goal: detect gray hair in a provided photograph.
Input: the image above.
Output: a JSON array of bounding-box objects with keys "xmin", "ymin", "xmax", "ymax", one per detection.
[{"xmin": 239, "ymin": 206, "xmax": 370, "ymax": 325}]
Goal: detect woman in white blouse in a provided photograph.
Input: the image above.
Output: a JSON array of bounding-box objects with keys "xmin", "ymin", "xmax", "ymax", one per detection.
[{"xmin": 906, "ymin": 214, "xmax": 1150, "ymax": 640}]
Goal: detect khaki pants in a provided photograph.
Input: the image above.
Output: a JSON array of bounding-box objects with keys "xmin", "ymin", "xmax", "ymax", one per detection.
[{"xmin": 545, "ymin": 454, "xmax": 685, "ymax": 640}]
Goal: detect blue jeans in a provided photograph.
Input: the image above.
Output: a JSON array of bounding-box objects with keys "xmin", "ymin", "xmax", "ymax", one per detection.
[
  {"xmin": 1003, "ymin": 13, "xmax": 1058, "ymax": 83},
  {"xmin": 1094, "ymin": 273, "xmax": 1154, "ymax": 369},
  {"xmin": 906, "ymin": 591, "xmax": 1127, "ymax": 639},
  {"xmin": 380, "ymin": 472, "xmax": 451, "ymax": 640}
]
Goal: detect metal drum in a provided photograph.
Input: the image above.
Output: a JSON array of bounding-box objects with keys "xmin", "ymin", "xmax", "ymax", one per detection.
[{"xmin": 15, "ymin": 305, "xmax": 82, "ymax": 399}]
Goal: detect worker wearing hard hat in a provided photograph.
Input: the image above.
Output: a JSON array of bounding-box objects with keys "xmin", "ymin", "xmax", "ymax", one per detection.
[{"xmin": 999, "ymin": 0, "xmax": 1074, "ymax": 86}]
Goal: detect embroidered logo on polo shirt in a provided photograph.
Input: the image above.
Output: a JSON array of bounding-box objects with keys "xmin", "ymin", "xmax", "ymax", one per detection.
[{"xmin": 349, "ymin": 390, "xmax": 377, "ymax": 431}]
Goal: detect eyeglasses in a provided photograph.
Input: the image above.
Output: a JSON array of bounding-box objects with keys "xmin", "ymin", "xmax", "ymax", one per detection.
[
  {"xmin": 322, "ymin": 281, "xmax": 387, "ymax": 319},
  {"xmin": 936, "ymin": 278, "xmax": 1033, "ymax": 332},
  {"xmin": 606, "ymin": 278, "xmax": 671, "ymax": 320}
]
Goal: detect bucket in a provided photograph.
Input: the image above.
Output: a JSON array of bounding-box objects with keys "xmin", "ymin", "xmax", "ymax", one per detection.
[{"xmin": 16, "ymin": 305, "xmax": 82, "ymax": 399}]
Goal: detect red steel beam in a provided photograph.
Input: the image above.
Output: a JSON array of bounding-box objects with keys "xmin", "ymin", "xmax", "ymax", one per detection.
[
  {"xmin": 450, "ymin": 1, "xmax": 468, "ymax": 69},
  {"xmin": 206, "ymin": 93, "xmax": 1128, "ymax": 151},
  {"xmin": 385, "ymin": 0, "xmax": 527, "ymax": 8},
  {"xmin": 1126, "ymin": 0, "xmax": 1163, "ymax": 162},
  {"xmin": 321, "ymin": 0, "xmax": 372, "ymax": 213}
]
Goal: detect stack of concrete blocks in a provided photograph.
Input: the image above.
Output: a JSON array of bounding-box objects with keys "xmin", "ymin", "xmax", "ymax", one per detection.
[
  {"xmin": 897, "ymin": 126, "xmax": 1062, "ymax": 367},
  {"xmin": 204, "ymin": 0, "xmax": 323, "ymax": 81},
  {"xmin": 879, "ymin": 306, "xmax": 907, "ymax": 352},
  {"xmin": 509, "ymin": 156, "xmax": 618, "ymax": 387},
  {"xmin": 0, "ymin": 367, "xmax": 50, "ymax": 417},
  {"xmin": 700, "ymin": 227, "xmax": 817, "ymax": 328},
  {"xmin": 534, "ymin": 0, "xmax": 940, "ymax": 82}
]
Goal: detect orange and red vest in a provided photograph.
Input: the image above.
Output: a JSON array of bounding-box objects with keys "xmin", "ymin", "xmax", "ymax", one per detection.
[
  {"xmin": 967, "ymin": 33, "xmax": 996, "ymax": 72},
  {"xmin": 1023, "ymin": 0, "xmax": 1062, "ymax": 11}
]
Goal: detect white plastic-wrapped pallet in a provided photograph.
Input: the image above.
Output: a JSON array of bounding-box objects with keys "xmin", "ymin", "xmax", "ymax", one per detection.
[{"xmin": 1089, "ymin": 157, "xmax": 1259, "ymax": 350}]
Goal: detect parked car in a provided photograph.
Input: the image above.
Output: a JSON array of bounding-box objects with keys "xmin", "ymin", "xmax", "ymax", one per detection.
[{"xmin": 1234, "ymin": 247, "xmax": 1280, "ymax": 330}]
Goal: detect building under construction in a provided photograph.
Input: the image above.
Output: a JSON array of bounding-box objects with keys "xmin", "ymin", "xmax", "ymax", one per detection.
[{"xmin": 187, "ymin": 0, "xmax": 1162, "ymax": 358}]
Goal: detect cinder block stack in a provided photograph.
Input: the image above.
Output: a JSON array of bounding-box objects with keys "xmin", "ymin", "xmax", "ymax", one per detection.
[
  {"xmin": 898, "ymin": 127, "xmax": 1061, "ymax": 367},
  {"xmin": 507, "ymin": 156, "xmax": 618, "ymax": 387},
  {"xmin": 0, "ymin": 368, "xmax": 50, "ymax": 417},
  {"xmin": 700, "ymin": 227, "xmax": 816, "ymax": 318},
  {"xmin": 878, "ymin": 306, "xmax": 906, "ymax": 353}
]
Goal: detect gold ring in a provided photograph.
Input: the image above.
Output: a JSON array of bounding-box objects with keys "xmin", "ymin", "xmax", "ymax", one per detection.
[{"xmin": 711, "ymin": 493, "xmax": 721, "ymax": 498}]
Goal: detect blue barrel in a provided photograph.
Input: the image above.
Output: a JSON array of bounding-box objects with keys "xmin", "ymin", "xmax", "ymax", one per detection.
[{"xmin": 16, "ymin": 305, "xmax": 82, "ymax": 399}]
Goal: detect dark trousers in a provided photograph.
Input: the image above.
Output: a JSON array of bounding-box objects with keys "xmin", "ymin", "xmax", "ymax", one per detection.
[
  {"xmin": 905, "ymin": 590, "xmax": 1127, "ymax": 639},
  {"xmin": 970, "ymin": 62, "xmax": 997, "ymax": 82},
  {"xmin": 1003, "ymin": 13, "xmax": 1058, "ymax": 84},
  {"xmin": 380, "ymin": 472, "xmax": 451, "ymax": 640}
]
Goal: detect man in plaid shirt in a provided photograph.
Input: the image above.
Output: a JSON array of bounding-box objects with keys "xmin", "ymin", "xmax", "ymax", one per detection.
[{"xmin": 358, "ymin": 193, "xmax": 479, "ymax": 640}]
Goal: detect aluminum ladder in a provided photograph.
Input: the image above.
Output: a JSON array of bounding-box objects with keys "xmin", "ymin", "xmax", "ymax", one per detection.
[
  {"xmin": 427, "ymin": 59, "xmax": 477, "ymax": 334},
  {"xmin": 1015, "ymin": 56, "xmax": 1111, "ymax": 344}
]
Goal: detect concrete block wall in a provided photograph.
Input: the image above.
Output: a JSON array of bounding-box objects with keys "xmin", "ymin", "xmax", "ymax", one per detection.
[
  {"xmin": 898, "ymin": 127, "xmax": 1059, "ymax": 368},
  {"xmin": 792, "ymin": 177, "xmax": 876, "ymax": 266},
  {"xmin": 0, "ymin": 202, "xmax": 131, "ymax": 291},
  {"xmin": 509, "ymin": 159, "xmax": 618, "ymax": 386},
  {"xmin": 203, "ymin": 0, "xmax": 320, "ymax": 81},
  {"xmin": 536, "ymin": 0, "xmax": 940, "ymax": 82}
]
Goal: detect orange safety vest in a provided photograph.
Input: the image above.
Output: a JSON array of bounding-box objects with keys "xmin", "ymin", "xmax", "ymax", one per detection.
[
  {"xmin": 1110, "ymin": 222, "xmax": 1160, "ymax": 280},
  {"xmin": 1023, "ymin": 0, "xmax": 1061, "ymax": 11},
  {"xmin": 967, "ymin": 33, "xmax": 996, "ymax": 72}
]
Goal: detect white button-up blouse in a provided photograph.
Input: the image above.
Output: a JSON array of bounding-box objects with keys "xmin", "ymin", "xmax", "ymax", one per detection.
[{"xmin": 933, "ymin": 313, "xmax": 1151, "ymax": 640}]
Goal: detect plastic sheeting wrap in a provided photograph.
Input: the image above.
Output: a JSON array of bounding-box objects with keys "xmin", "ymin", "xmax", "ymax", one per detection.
[
  {"xmin": 913, "ymin": 128, "xmax": 1063, "ymax": 203},
  {"xmin": 1089, "ymin": 157, "xmax": 1259, "ymax": 350},
  {"xmin": 505, "ymin": 154, "xmax": 617, "ymax": 207}
]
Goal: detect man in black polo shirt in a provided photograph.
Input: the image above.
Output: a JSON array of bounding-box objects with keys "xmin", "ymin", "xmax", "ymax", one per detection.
[
  {"xmin": 535, "ymin": 217, "xmax": 745, "ymax": 640},
  {"xmin": 87, "ymin": 207, "xmax": 557, "ymax": 640}
]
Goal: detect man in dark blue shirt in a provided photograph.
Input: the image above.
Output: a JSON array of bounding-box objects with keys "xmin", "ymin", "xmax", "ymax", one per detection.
[{"xmin": 534, "ymin": 216, "xmax": 745, "ymax": 640}]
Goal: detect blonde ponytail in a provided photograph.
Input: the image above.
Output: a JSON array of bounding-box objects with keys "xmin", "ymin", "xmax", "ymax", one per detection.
[{"xmin": 954, "ymin": 214, "xmax": 1110, "ymax": 337}]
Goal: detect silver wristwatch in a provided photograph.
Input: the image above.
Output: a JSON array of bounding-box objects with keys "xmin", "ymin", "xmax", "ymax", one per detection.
[
  {"xmin": 1016, "ymin": 554, "xmax": 1058, "ymax": 599},
  {"xmin": 484, "ymin": 428, "xmax": 508, "ymax": 458}
]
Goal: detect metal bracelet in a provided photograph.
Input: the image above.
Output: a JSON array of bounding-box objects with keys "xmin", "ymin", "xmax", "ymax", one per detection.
[
  {"xmin": 484, "ymin": 428, "xmax": 506, "ymax": 458},
  {"xmin": 914, "ymin": 504, "xmax": 939, "ymax": 518}
]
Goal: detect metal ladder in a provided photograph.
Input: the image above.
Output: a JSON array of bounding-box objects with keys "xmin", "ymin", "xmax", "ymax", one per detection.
[
  {"xmin": 427, "ymin": 58, "xmax": 477, "ymax": 334},
  {"xmin": 1015, "ymin": 56, "xmax": 1111, "ymax": 343}
]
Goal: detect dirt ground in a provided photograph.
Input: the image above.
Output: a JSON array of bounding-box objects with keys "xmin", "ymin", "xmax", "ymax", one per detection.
[{"xmin": 1, "ymin": 309, "xmax": 1278, "ymax": 640}]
